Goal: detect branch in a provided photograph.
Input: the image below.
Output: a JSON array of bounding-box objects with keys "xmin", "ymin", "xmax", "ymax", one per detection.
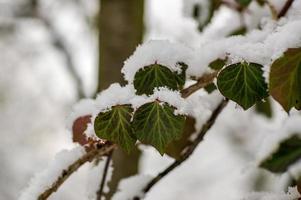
[
  {"xmin": 181, "ymin": 71, "xmax": 218, "ymax": 98},
  {"xmin": 96, "ymin": 150, "xmax": 114, "ymax": 200},
  {"xmin": 134, "ymin": 99, "xmax": 229, "ymax": 199},
  {"xmin": 277, "ymin": 0, "xmax": 295, "ymax": 19},
  {"xmin": 30, "ymin": 0, "xmax": 85, "ymax": 99},
  {"xmin": 38, "ymin": 143, "xmax": 116, "ymax": 200}
]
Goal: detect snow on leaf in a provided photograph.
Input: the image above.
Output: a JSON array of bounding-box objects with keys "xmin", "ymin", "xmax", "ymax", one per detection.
[{"xmin": 133, "ymin": 64, "xmax": 179, "ymax": 95}]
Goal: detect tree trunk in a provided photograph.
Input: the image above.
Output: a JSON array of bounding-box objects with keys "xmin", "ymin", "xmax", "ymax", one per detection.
[{"xmin": 97, "ymin": 0, "xmax": 144, "ymax": 199}]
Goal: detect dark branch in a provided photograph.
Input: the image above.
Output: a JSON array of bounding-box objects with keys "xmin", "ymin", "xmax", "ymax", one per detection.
[
  {"xmin": 30, "ymin": 0, "xmax": 85, "ymax": 99},
  {"xmin": 134, "ymin": 99, "xmax": 229, "ymax": 199},
  {"xmin": 277, "ymin": 0, "xmax": 295, "ymax": 19},
  {"xmin": 96, "ymin": 150, "xmax": 114, "ymax": 200},
  {"xmin": 38, "ymin": 143, "xmax": 116, "ymax": 200}
]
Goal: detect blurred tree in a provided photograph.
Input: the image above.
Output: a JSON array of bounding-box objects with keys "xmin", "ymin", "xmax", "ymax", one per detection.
[{"xmin": 97, "ymin": 0, "xmax": 144, "ymax": 199}]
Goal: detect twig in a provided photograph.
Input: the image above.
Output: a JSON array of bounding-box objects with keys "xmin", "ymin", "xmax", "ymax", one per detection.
[
  {"xmin": 30, "ymin": 0, "xmax": 85, "ymax": 99},
  {"xmin": 134, "ymin": 99, "xmax": 229, "ymax": 199},
  {"xmin": 38, "ymin": 143, "xmax": 116, "ymax": 200},
  {"xmin": 277, "ymin": 0, "xmax": 295, "ymax": 19},
  {"xmin": 181, "ymin": 71, "xmax": 218, "ymax": 98},
  {"xmin": 96, "ymin": 150, "xmax": 114, "ymax": 200}
]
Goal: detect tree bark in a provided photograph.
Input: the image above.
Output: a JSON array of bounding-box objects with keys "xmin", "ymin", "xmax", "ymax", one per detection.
[{"xmin": 97, "ymin": 0, "xmax": 144, "ymax": 199}]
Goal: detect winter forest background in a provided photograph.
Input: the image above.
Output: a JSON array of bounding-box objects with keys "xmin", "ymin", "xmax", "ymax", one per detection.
[{"xmin": 0, "ymin": 0, "xmax": 301, "ymax": 200}]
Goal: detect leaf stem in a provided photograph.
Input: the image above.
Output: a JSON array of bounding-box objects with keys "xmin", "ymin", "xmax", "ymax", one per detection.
[
  {"xmin": 181, "ymin": 71, "xmax": 219, "ymax": 98},
  {"xmin": 96, "ymin": 150, "xmax": 114, "ymax": 200}
]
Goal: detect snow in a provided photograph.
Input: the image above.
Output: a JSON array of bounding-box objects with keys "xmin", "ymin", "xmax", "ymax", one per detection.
[
  {"xmin": 66, "ymin": 98, "xmax": 95, "ymax": 130},
  {"xmin": 243, "ymin": 186, "xmax": 300, "ymax": 200},
  {"xmin": 94, "ymin": 83, "xmax": 137, "ymax": 114},
  {"xmin": 19, "ymin": 146, "xmax": 86, "ymax": 200},
  {"xmin": 256, "ymin": 114, "xmax": 301, "ymax": 165},
  {"xmin": 183, "ymin": 0, "xmax": 210, "ymax": 25},
  {"xmin": 86, "ymin": 159, "xmax": 113, "ymax": 199},
  {"xmin": 122, "ymin": 40, "xmax": 195, "ymax": 84},
  {"xmin": 112, "ymin": 174, "xmax": 153, "ymax": 200}
]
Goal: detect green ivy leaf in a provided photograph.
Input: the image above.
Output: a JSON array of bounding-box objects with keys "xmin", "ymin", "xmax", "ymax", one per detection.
[
  {"xmin": 165, "ymin": 117, "xmax": 196, "ymax": 159},
  {"xmin": 269, "ymin": 48, "xmax": 301, "ymax": 112},
  {"xmin": 132, "ymin": 101, "xmax": 185, "ymax": 155},
  {"xmin": 174, "ymin": 62, "xmax": 188, "ymax": 89},
  {"xmin": 133, "ymin": 64, "xmax": 179, "ymax": 95},
  {"xmin": 217, "ymin": 62, "xmax": 269, "ymax": 110},
  {"xmin": 260, "ymin": 135, "xmax": 301, "ymax": 173},
  {"xmin": 209, "ymin": 58, "xmax": 226, "ymax": 70},
  {"xmin": 197, "ymin": 0, "xmax": 222, "ymax": 31},
  {"xmin": 235, "ymin": 0, "xmax": 252, "ymax": 7},
  {"xmin": 204, "ymin": 83, "xmax": 217, "ymax": 94},
  {"xmin": 94, "ymin": 105, "xmax": 136, "ymax": 153},
  {"xmin": 255, "ymin": 98, "xmax": 273, "ymax": 118},
  {"xmin": 229, "ymin": 26, "xmax": 247, "ymax": 36}
]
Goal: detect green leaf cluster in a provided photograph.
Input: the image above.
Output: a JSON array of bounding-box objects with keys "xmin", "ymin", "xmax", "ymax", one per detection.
[{"xmin": 94, "ymin": 63, "xmax": 187, "ymax": 154}]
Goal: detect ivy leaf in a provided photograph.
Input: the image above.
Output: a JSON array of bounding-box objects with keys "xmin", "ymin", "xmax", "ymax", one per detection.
[
  {"xmin": 94, "ymin": 105, "xmax": 136, "ymax": 153},
  {"xmin": 255, "ymin": 98, "xmax": 273, "ymax": 118},
  {"xmin": 133, "ymin": 64, "xmax": 179, "ymax": 95},
  {"xmin": 195, "ymin": 0, "xmax": 222, "ymax": 31},
  {"xmin": 204, "ymin": 83, "xmax": 217, "ymax": 94},
  {"xmin": 260, "ymin": 135, "xmax": 301, "ymax": 173},
  {"xmin": 165, "ymin": 117, "xmax": 196, "ymax": 159},
  {"xmin": 209, "ymin": 58, "xmax": 226, "ymax": 70},
  {"xmin": 235, "ymin": 0, "xmax": 252, "ymax": 7},
  {"xmin": 269, "ymin": 48, "xmax": 301, "ymax": 112},
  {"xmin": 174, "ymin": 62, "xmax": 188, "ymax": 89},
  {"xmin": 217, "ymin": 62, "xmax": 269, "ymax": 110},
  {"xmin": 132, "ymin": 101, "xmax": 185, "ymax": 155}
]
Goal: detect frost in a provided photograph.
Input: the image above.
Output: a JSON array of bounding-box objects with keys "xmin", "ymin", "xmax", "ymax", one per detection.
[
  {"xmin": 122, "ymin": 40, "xmax": 195, "ymax": 83},
  {"xmin": 112, "ymin": 174, "xmax": 153, "ymax": 200},
  {"xmin": 243, "ymin": 186, "xmax": 301, "ymax": 200},
  {"xmin": 19, "ymin": 146, "xmax": 86, "ymax": 200}
]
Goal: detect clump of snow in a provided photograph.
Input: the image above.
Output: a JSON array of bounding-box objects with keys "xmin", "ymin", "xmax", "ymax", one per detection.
[
  {"xmin": 66, "ymin": 99, "xmax": 95, "ymax": 130},
  {"xmin": 289, "ymin": 160, "xmax": 301, "ymax": 180},
  {"xmin": 131, "ymin": 87, "xmax": 187, "ymax": 115},
  {"xmin": 19, "ymin": 146, "xmax": 86, "ymax": 200},
  {"xmin": 256, "ymin": 114, "xmax": 301, "ymax": 164},
  {"xmin": 112, "ymin": 174, "xmax": 153, "ymax": 200},
  {"xmin": 94, "ymin": 83, "xmax": 136, "ymax": 114},
  {"xmin": 243, "ymin": 186, "xmax": 300, "ymax": 200},
  {"xmin": 122, "ymin": 40, "xmax": 195, "ymax": 84}
]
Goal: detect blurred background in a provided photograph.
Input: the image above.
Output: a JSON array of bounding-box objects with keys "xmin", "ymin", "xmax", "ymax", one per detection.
[{"xmin": 0, "ymin": 0, "xmax": 297, "ymax": 199}]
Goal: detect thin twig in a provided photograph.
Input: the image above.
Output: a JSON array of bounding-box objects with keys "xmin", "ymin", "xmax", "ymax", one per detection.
[
  {"xmin": 38, "ymin": 143, "xmax": 116, "ymax": 200},
  {"xmin": 96, "ymin": 150, "xmax": 114, "ymax": 200},
  {"xmin": 181, "ymin": 71, "xmax": 218, "ymax": 98},
  {"xmin": 134, "ymin": 99, "xmax": 229, "ymax": 199},
  {"xmin": 30, "ymin": 0, "xmax": 85, "ymax": 99},
  {"xmin": 277, "ymin": 0, "xmax": 295, "ymax": 19}
]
